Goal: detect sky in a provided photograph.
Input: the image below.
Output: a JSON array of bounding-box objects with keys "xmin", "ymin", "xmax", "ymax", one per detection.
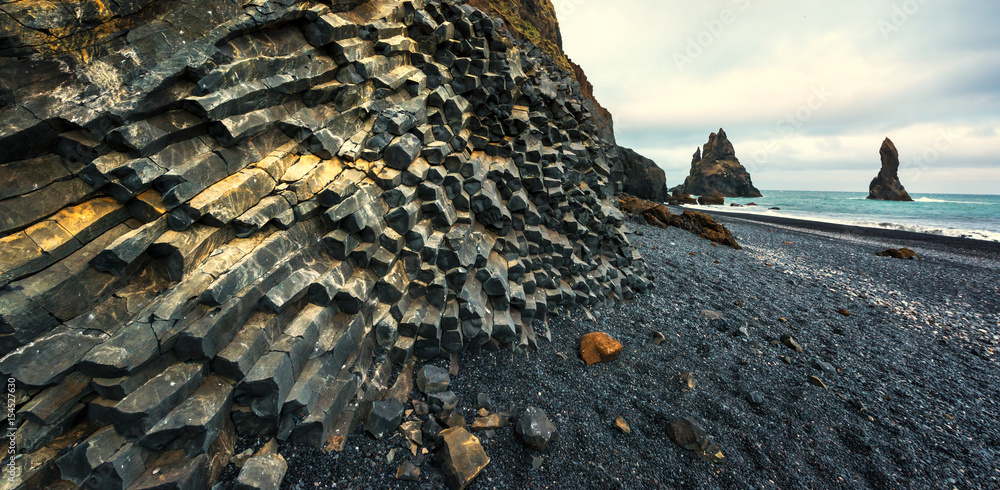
[{"xmin": 552, "ymin": 0, "xmax": 1000, "ymax": 194}]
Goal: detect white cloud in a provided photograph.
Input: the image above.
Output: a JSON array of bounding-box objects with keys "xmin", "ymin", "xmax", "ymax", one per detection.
[{"xmin": 554, "ymin": 0, "xmax": 1000, "ymax": 194}]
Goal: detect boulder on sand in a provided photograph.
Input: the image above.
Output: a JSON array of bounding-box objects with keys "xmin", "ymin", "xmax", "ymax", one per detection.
[
  {"xmin": 579, "ymin": 332, "xmax": 623, "ymax": 366},
  {"xmin": 876, "ymin": 247, "xmax": 920, "ymax": 259}
]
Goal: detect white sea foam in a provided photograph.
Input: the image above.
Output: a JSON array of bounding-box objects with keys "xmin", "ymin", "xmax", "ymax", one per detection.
[
  {"xmin": 841, "ymin": 220, "xmax": 1000, "ymax": 241},
  {"xmin": 913, "ymin": 197, "xmax": 990, "ymax": 205},
  {"xmin": 683, "ymin": 203, "xmax": 1000, "ymax": 242}
]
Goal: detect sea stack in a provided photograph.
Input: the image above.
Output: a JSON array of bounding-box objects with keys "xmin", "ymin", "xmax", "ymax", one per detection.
[
  {"xmin": 867, "ymin": 138, "xmax": 913, "ymax": 201},
  {"xmin": 675, "ymin": 129, "xmax": 762, "ymax": 198}
]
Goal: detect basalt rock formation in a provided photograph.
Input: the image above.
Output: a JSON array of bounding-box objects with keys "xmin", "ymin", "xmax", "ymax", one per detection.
[
  {"xmin": 617, "ymin": 146, "xmax": 669, "ymax": 202},
  {"xmin": 867, "ymin": 138, "xmax": 913, "ymax": 201},
  {"xmin": 0, "ymin": 0, "xmax": 650, "ymax": 487},
  {"xmin": 675, "ymin": 129, "xmax": 761, "ymax": 198},
  {"xmin": 465, "ymin": 0, "xmax": 616, "ymax": 142}
]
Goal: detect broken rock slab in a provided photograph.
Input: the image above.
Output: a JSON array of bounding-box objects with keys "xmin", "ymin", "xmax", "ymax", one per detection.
[
  {"xmin": 364, "ymin": 398, "xmax": 405, "ymax": 440},
  {"xmin": 666, "ymin": 417, "xmax": 725, "ymax": 463},
  {"xmin": 416, "ymin": 364, "xmax": 451, "ymax": 394},
  {"xmin": 435, "ymin": 427, "xmax": 490, "ymax": 490},
  {"xmin": 515, "ymin": 406, "xmax": 558, "ymax": 451},
  {"xmin": 234, "ymin": 451, "xmax": 288, "ymax": 490}
]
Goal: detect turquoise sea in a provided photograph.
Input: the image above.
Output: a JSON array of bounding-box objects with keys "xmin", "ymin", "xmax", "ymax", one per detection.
[{"xmin": 685, "ymin": 190, "xmax": 1000, "ymax": 242}]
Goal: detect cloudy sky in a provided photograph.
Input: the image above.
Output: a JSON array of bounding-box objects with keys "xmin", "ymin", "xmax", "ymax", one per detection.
[{"xmin": 553, "ymin": 0, "xmax": 1000, "ymax": 194}]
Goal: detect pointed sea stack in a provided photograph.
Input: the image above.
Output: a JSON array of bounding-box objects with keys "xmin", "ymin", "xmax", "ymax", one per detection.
[
  {"xmin": 867, "ymin": 138, "xmax": 913, "ymax": 201},
  {"xmin": 675, "ymin": 129, "xmax": 761, "ymax": 198}
]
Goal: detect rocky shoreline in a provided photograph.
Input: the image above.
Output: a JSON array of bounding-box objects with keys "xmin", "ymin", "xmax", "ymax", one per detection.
[{"xmin": 267, "ymin": 212, "xmax": 999, "ymax": 488}]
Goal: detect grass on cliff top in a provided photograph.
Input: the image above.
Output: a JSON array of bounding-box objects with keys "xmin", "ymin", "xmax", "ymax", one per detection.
[{"xmin": 470, "ymin": 0, "xmax": 572, "ymax": 72}]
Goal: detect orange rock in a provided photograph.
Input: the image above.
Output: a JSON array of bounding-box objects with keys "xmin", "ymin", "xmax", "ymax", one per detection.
[{"xmin": 579, "ymin": 332, "xmax": 622, "ymax": 366}]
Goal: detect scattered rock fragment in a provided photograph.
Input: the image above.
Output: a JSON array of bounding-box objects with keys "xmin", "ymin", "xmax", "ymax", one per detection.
[
  {"xmin": 416, "ymin": 365, "xmax": 451, "ymax": 394},
  {"xmin": 700, "ymin": 309, "xmax": 722, "ymax": 320},
  {"xmin": 474, "ymin": 393, "xmax": 494, "ymax": 412},
  {"xmin": 780, "ymin": 334, "xmax": 804, "ymax": 353},
  {"xmin": 837, "ymin": 308, "xmax": 852, "ymax": 317},
  {"xmin": 395, "ymin": 462, "xmax": 420, "ymax": 481},
  {"xmin": 515, "ymin": 407, "xmax": 559, "ymax": 451},
  {"xmin": 436, "ymin": 427, "xmax": 490, "ymax": 490},
  {"xmin": 422, "ymin": 417, "xmax": 443, "ymax": 442},
  {"xmin": 413, "ymin": 400, "xmax": 429, "ymax": 416},
  {"xmin": 650, "ymin": 331, "xmax": 666, "ymax": 345},
  {"xmin": 579, "ymin": 332, "xmax": 623, "ymax": 366},
  {"xmin": 529, "ymin": 455, "xmax": 544, "ymax": 469},
  {"xmin": 681, "ymin": 371, "xmax": 696, "ymax": 389},
  {"xmin": 400, "ymin": 420, "xmax": 423, "ymax": 446},
  {"xmin": 365, "ymin": 399, "xmax": 406, "ymax": 440},
  {"xmin": 666, "ymin": 417, "xmax": 725, "ymax": 463},
  {"xmin": 749, "ymin": 392, "xmax": 764, "ymax": 405},
  {"xmin": 807, "ymin": 376, "xmax": 828, "ymax": 389},
  {"xmin": 441, "ymin": 411, "xmax": 467, "ymax": 429},
  {"xmin": 234, "ymin": 440, "xmax": 287, "ymax": 490},
  {"xmin": 428, "ymin": 391, "xmax": 459, "ymax": 413},
  {"xmin": 471, "ymin": 414, "xmax": 509, "ymax": 431},
  {"xmin": 814, "ymin": 361, "xmax": 837, "ymax": 376},
  {"xmin": 614, "ymin": 417, "xmax": 631, "ymax": 434},
  {"xmin": 877, "ymin": 247, "xmax": 920, "ymax": 259}
]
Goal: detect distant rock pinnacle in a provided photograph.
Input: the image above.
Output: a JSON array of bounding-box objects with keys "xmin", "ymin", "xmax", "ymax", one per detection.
[
  {"xmin": 867, "ymin": 138, "xmax": 913, "ymax": 201},
  {"xmin": 674, "ymin": 129, "xmax": 761, "ymax": 198}
]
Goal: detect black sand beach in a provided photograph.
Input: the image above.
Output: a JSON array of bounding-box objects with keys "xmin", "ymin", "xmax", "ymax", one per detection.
[{"xmin": 274, "ymin": 212, "xmax": 1000, "ymax": 489}]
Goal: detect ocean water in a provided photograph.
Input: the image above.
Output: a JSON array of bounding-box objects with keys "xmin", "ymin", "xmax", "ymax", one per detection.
[{"xmin": 683, "ymin": 190, "xmax": 1000, "ymax": 242}]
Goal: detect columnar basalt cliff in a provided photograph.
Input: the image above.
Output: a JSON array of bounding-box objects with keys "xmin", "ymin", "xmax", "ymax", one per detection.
[
  {"xmin": 0, "ymin": 0, "xmax": 650, "ymax": 487},
  {"xmin": 867, "ymin": 137, "xmax": 913, "ymax": 201},
  {"xmin": 464, "ymin": 0, "xmax": 616, "ymax": 142},
  {"xmin": 675, "ymin": 129, "xmax": 761, "ymax": 198}
]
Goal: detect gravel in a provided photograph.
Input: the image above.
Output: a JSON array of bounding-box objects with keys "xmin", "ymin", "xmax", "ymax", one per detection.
[{"xmin": 270, "ymin": 213, "xmax": 1000, "ymax": 489}]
